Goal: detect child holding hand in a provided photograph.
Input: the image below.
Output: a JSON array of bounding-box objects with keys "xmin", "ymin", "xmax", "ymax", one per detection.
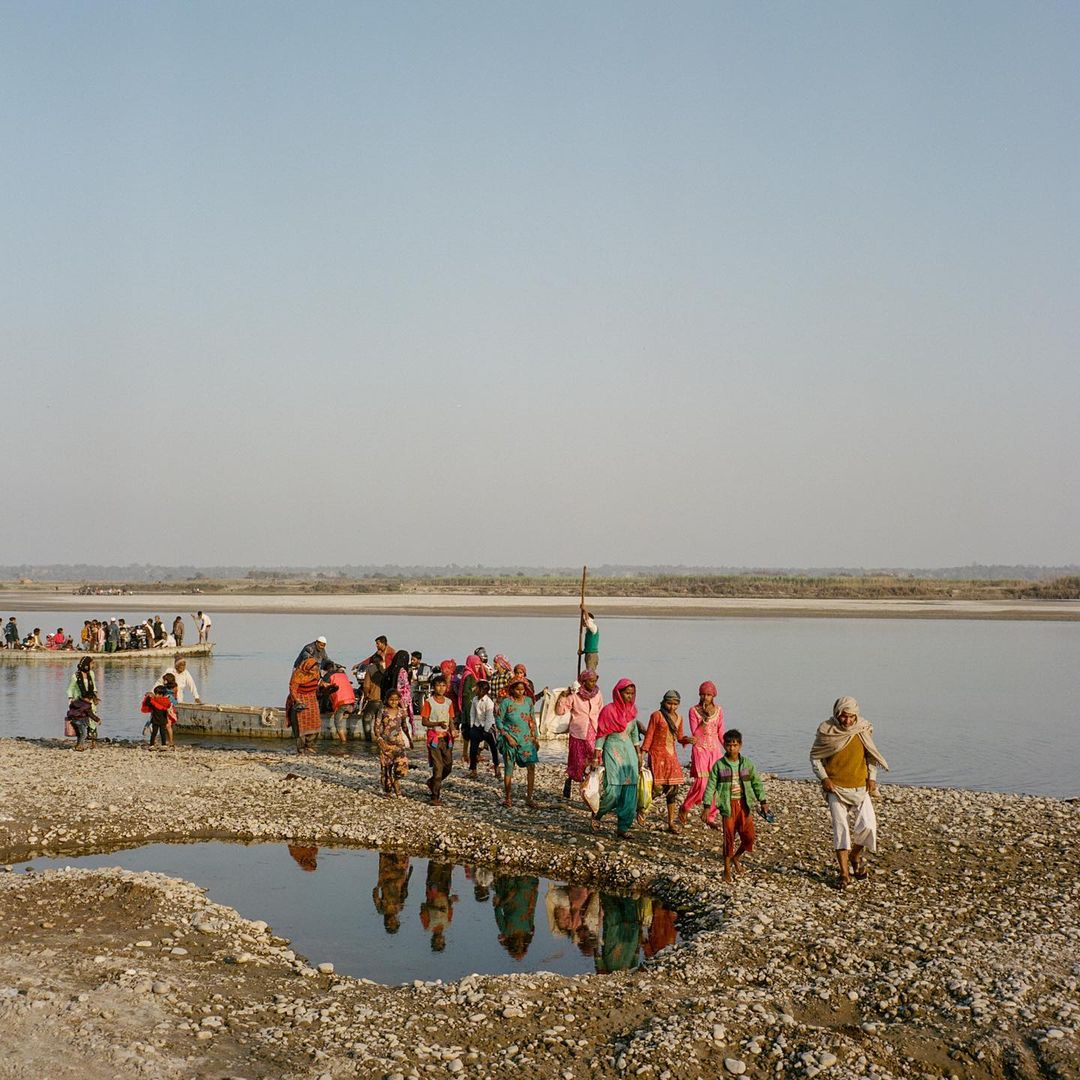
[{"xmin": 702, "ymin": 729, "xmax": 769, "ymax": 881}]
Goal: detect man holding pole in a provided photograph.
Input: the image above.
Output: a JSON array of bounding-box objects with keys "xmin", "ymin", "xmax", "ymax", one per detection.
[
  {"xmin": 581, "ymin": 610, "xmax": 599, "ymax": 673},
  {"xmin": 575, "ymin": 566, "xmax": 599, "ymax": 676}
]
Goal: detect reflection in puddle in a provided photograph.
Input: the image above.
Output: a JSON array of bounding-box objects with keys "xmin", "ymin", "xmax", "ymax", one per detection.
[{"xmin": 25, "ymin": 842, "xmax": 683, "ymax": 982}]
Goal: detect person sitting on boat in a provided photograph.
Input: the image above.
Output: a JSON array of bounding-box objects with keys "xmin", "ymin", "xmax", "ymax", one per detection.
[
  {"xmin": 23, "ymin": 628, "xmax": 44, "ymax": 650},
  {"xmin": 161, "ymin": 657, "xmax": 201, "ymax": 704}
]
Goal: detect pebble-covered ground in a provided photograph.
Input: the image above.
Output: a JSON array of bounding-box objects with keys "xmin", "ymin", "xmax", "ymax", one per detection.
[{"xmin": 0, "ymin": 739, "xmax": 1076, "ymax": 1080}]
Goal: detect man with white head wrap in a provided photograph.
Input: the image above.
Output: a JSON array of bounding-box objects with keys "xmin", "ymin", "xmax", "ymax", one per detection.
[{"xmin": 810, "ymin": 696, "xmax": 889, "ymax": 888}]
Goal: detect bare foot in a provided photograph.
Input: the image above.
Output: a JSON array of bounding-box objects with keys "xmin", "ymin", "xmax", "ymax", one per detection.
[{"xmin": 525, "ymin": 799, "xmax": 539, "ymax": 810}]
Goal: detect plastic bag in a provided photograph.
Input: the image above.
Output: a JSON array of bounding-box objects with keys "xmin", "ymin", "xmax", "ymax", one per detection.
[
  {"xmin": 142, "ymin": 720, "xmax": 152, "ymax": 739},
  {"xmin": 637, "ymin": 766, "xmax": 654, "ymax": 813},
  {"xmin": 582, "ymin": 767, "xmax": 604, "ymax": 814},
  {"xmin": 64, "ymin": 720, "xmax": 76, "ymax": 738}
]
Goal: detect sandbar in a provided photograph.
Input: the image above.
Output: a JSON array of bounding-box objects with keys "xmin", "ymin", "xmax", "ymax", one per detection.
[{"xmin": 1, "ymin": 590, "xmax": 1078, "ymax": 620}]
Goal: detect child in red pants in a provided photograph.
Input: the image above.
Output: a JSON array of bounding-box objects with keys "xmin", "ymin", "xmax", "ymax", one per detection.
[{"xmin": 702, "ymin": 730, "xmax": 769, "ymax": 882}]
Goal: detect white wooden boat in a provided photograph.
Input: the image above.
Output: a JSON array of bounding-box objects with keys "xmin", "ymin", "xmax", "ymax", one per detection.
[
  {"xmin": 0, "ymin": 643, "xmax": 214, "ymax": 662},
  {"xmin": 176, "ymin": 689, "xmax": 569, "ymax": 741}
]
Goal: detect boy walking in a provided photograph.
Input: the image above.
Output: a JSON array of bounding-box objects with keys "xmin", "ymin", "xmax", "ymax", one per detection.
[
  {"xmin": 421, "ymin": 675, "xmax": 457, "ymax": 806},
  {"xmin": 468, "ymin": 680, "xmax": 501, "ymax": 778},
  {"xmin": 702, "ymin": 729, "xmax": 769, "ymax": 882}
]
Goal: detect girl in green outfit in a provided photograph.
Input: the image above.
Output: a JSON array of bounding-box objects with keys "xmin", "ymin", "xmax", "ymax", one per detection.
[
  {"xmin": 495, "ymin": 678, "xmax": 540, "ymax": 809},
  {"xmin": 592, "ymin": 678, "xmax": 642, "ymax": 838}
]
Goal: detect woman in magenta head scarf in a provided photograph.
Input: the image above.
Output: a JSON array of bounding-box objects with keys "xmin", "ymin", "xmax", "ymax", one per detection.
[{"xmin": 591, "ymin": 678, "xmax": 643, "ymax": 838}]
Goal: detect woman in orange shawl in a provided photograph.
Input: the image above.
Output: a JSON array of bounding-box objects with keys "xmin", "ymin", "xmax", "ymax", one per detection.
[{"xmin": 287, "ymin": 657, "xmax": 323, "ymax": 754}]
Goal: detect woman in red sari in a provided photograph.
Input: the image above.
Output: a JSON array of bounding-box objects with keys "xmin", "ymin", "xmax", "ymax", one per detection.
[
  {"xmin": 642, "ymin": 689, "xmax": 692, "ymax": 833},
  {"xmin": 287, "ymin": 658, "xmax": 323, "ymax": 754}
]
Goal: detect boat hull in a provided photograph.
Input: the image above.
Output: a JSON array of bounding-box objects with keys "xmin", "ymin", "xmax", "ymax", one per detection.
[{"xmin": 174, "ymin": 701, "xmax": 288, "ymax": 737}]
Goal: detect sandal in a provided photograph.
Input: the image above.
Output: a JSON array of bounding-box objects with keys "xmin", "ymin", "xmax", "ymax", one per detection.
[
  {"xmin": 525, "ymin": 799, "xmax": 539, "ymax": 810},
  {"xmin": 837, "ymin": 875, "xmax": 852, "ymax": 891},
  {"xmin": 851, "ymin": 864, "xmax": 868, "ymax": 880}
]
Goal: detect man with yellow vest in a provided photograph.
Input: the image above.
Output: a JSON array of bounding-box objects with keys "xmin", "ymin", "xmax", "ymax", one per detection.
[{"xmin": 810, "ymin": 696, "xmax": 889, "ymax": 889}]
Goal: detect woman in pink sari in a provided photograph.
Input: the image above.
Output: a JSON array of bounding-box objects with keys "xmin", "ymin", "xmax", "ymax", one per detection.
[{"xmin": 678, "ymin": 681, "xmax": 724, "ymax": 827}]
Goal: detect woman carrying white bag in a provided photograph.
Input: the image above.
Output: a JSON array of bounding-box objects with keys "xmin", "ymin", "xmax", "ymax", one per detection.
[{"xmin": 589, "ymin": 678, "xmax": 644, "ymax": 839}]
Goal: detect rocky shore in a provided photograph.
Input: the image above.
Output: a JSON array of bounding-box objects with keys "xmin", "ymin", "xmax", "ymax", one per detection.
[{"xmin": 0, "ymin": 740, "xmax": 1076, "ymax": 1080}]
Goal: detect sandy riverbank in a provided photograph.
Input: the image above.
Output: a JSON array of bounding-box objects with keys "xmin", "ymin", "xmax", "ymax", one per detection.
[
  {"xmin": 1, "ymin": 591, "xmax": 1078, "ymax": 621},
  {"xmin": 0, "ymin": 740, "xmax": 1076, "ymax": 1080}
]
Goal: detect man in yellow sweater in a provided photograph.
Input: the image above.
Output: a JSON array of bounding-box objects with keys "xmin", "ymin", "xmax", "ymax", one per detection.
[{"xmin": 810, "ymin": 696, "xmax": 890, "ymax": 889}]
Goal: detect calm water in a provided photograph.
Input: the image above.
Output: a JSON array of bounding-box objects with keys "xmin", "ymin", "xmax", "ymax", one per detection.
[
  {"xmin": 22, "ymin": 842, "xmax": 679, "ymax": 981},
  {"xmin": 1, "ymin": 609, "xmax": 1077, "ymax": 796}
]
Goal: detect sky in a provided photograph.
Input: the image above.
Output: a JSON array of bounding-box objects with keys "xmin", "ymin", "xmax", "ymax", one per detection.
[{"xmin": 2, "ymin": 2, "xmax": 1077, "ymax": 569}]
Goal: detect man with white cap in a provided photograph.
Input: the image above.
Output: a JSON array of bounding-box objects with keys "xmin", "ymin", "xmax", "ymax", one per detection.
[
  {"xmin": 293, "ymin": 636, "xmax": 334, "ymax": 671},
  {"xmin": 161, "ymin": 656, "xmax": 202, "ymax": 703}
]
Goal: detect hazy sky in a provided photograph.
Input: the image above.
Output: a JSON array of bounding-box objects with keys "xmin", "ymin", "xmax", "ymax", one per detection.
[{"xmin": 3, "ymin": 2, "xmax": 1077, "ymax": 568}]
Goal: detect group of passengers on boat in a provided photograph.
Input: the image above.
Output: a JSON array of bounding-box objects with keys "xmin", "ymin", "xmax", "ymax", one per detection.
[{"xmin": 3, "ymin": 611, "xmax": 212, "ymax": 651}]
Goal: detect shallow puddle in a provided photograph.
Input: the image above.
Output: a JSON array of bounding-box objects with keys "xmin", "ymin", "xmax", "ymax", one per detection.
[{"xmin": 23, "ymin": 842, "xmax": 683, "ymax": 983}]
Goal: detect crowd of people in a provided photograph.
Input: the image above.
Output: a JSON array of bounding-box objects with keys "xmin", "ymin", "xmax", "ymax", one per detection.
[
  {"xmin": 284, "ymin": 611, "xmax": 888, "ymax": 890},
  {"xmin": 62, "ymin": 653, "xmax": 201, "ymax": 753},
  {"xmin": 3, "ymin": 612, "xmax": 212, "ymax": 652},
  {"xmin": 51, "ymin": 602, "xmax": 887, "ymax": 891}
]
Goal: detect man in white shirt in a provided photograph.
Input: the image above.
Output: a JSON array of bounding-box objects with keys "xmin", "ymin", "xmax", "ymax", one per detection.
[{"xmin": 161, "ymin": 657, "xmax": 201, "ymax": 703}]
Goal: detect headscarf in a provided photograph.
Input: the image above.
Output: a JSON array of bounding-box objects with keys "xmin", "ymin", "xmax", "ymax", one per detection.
[
  {"xmin": 512, "ymin": 663, "xmax": 535, "ymax": 699},
  {"xmin": 383, "ymin": 648, "xmax": 411, "ymax": 697},
  {"xmin": 290, "ymin": 657, "xmax": 321, "ymax": 694},
  {"xmin": 698, "ymin": 681, "xmax": 717, "ymax": 698},
  {"xmin": 75, "ymin": 657, "xmax": 95, "ymax": 698},
  {"xmin": 493, "ymin": 654, "xmax": 511, "ymax": 672},
  {"xmin": 458, "ymin": 653, "xmax": 486, "ymax": 709},
  {"xmin": 439, "ymin": 659, "xmax": 457, "ymax": 684},
  {"xmin": 596, "ymin": 678, "xmax": 637, "ymax": 737},
  {"xmin": 576, "ymin": 669, "xmax": 600, "ymax": 700},
  {"xmin": 810, "ymin": 696, "xmax": 889, "ymax": 770},
  {"xmin": 661, "ymin": 690, "xmax": 681, "ymax": 704}
]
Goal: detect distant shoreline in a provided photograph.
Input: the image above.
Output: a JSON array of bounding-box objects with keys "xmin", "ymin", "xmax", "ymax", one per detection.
[{"xmin": 1, "ymin": 590, "xmax": 1077, "ymax": 621}]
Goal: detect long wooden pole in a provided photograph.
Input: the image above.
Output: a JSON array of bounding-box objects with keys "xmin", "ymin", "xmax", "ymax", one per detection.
[{"xmin": 576, "ymin": 565, "xmax": 588, "ymax": 676}]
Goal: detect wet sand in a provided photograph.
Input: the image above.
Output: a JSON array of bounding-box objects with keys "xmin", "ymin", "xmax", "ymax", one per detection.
[
  {"xmin": 1, "ymin": 590, "xmax": 1078, "ymax": 620},
  {"xmin": 0, "ymin": 739, "xmax": 1076, "ymax": 1079}
]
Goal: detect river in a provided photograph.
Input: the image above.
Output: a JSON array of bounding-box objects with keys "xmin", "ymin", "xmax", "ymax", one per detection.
[{"xmin": 1, "ymin": 610, "xmax": 1076, "ymax": 797}]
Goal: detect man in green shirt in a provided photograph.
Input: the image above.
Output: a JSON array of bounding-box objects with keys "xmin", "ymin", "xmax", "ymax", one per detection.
[{"xmin": 581, "ymin": 609, "xmax": 599, "ymax": 672}]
